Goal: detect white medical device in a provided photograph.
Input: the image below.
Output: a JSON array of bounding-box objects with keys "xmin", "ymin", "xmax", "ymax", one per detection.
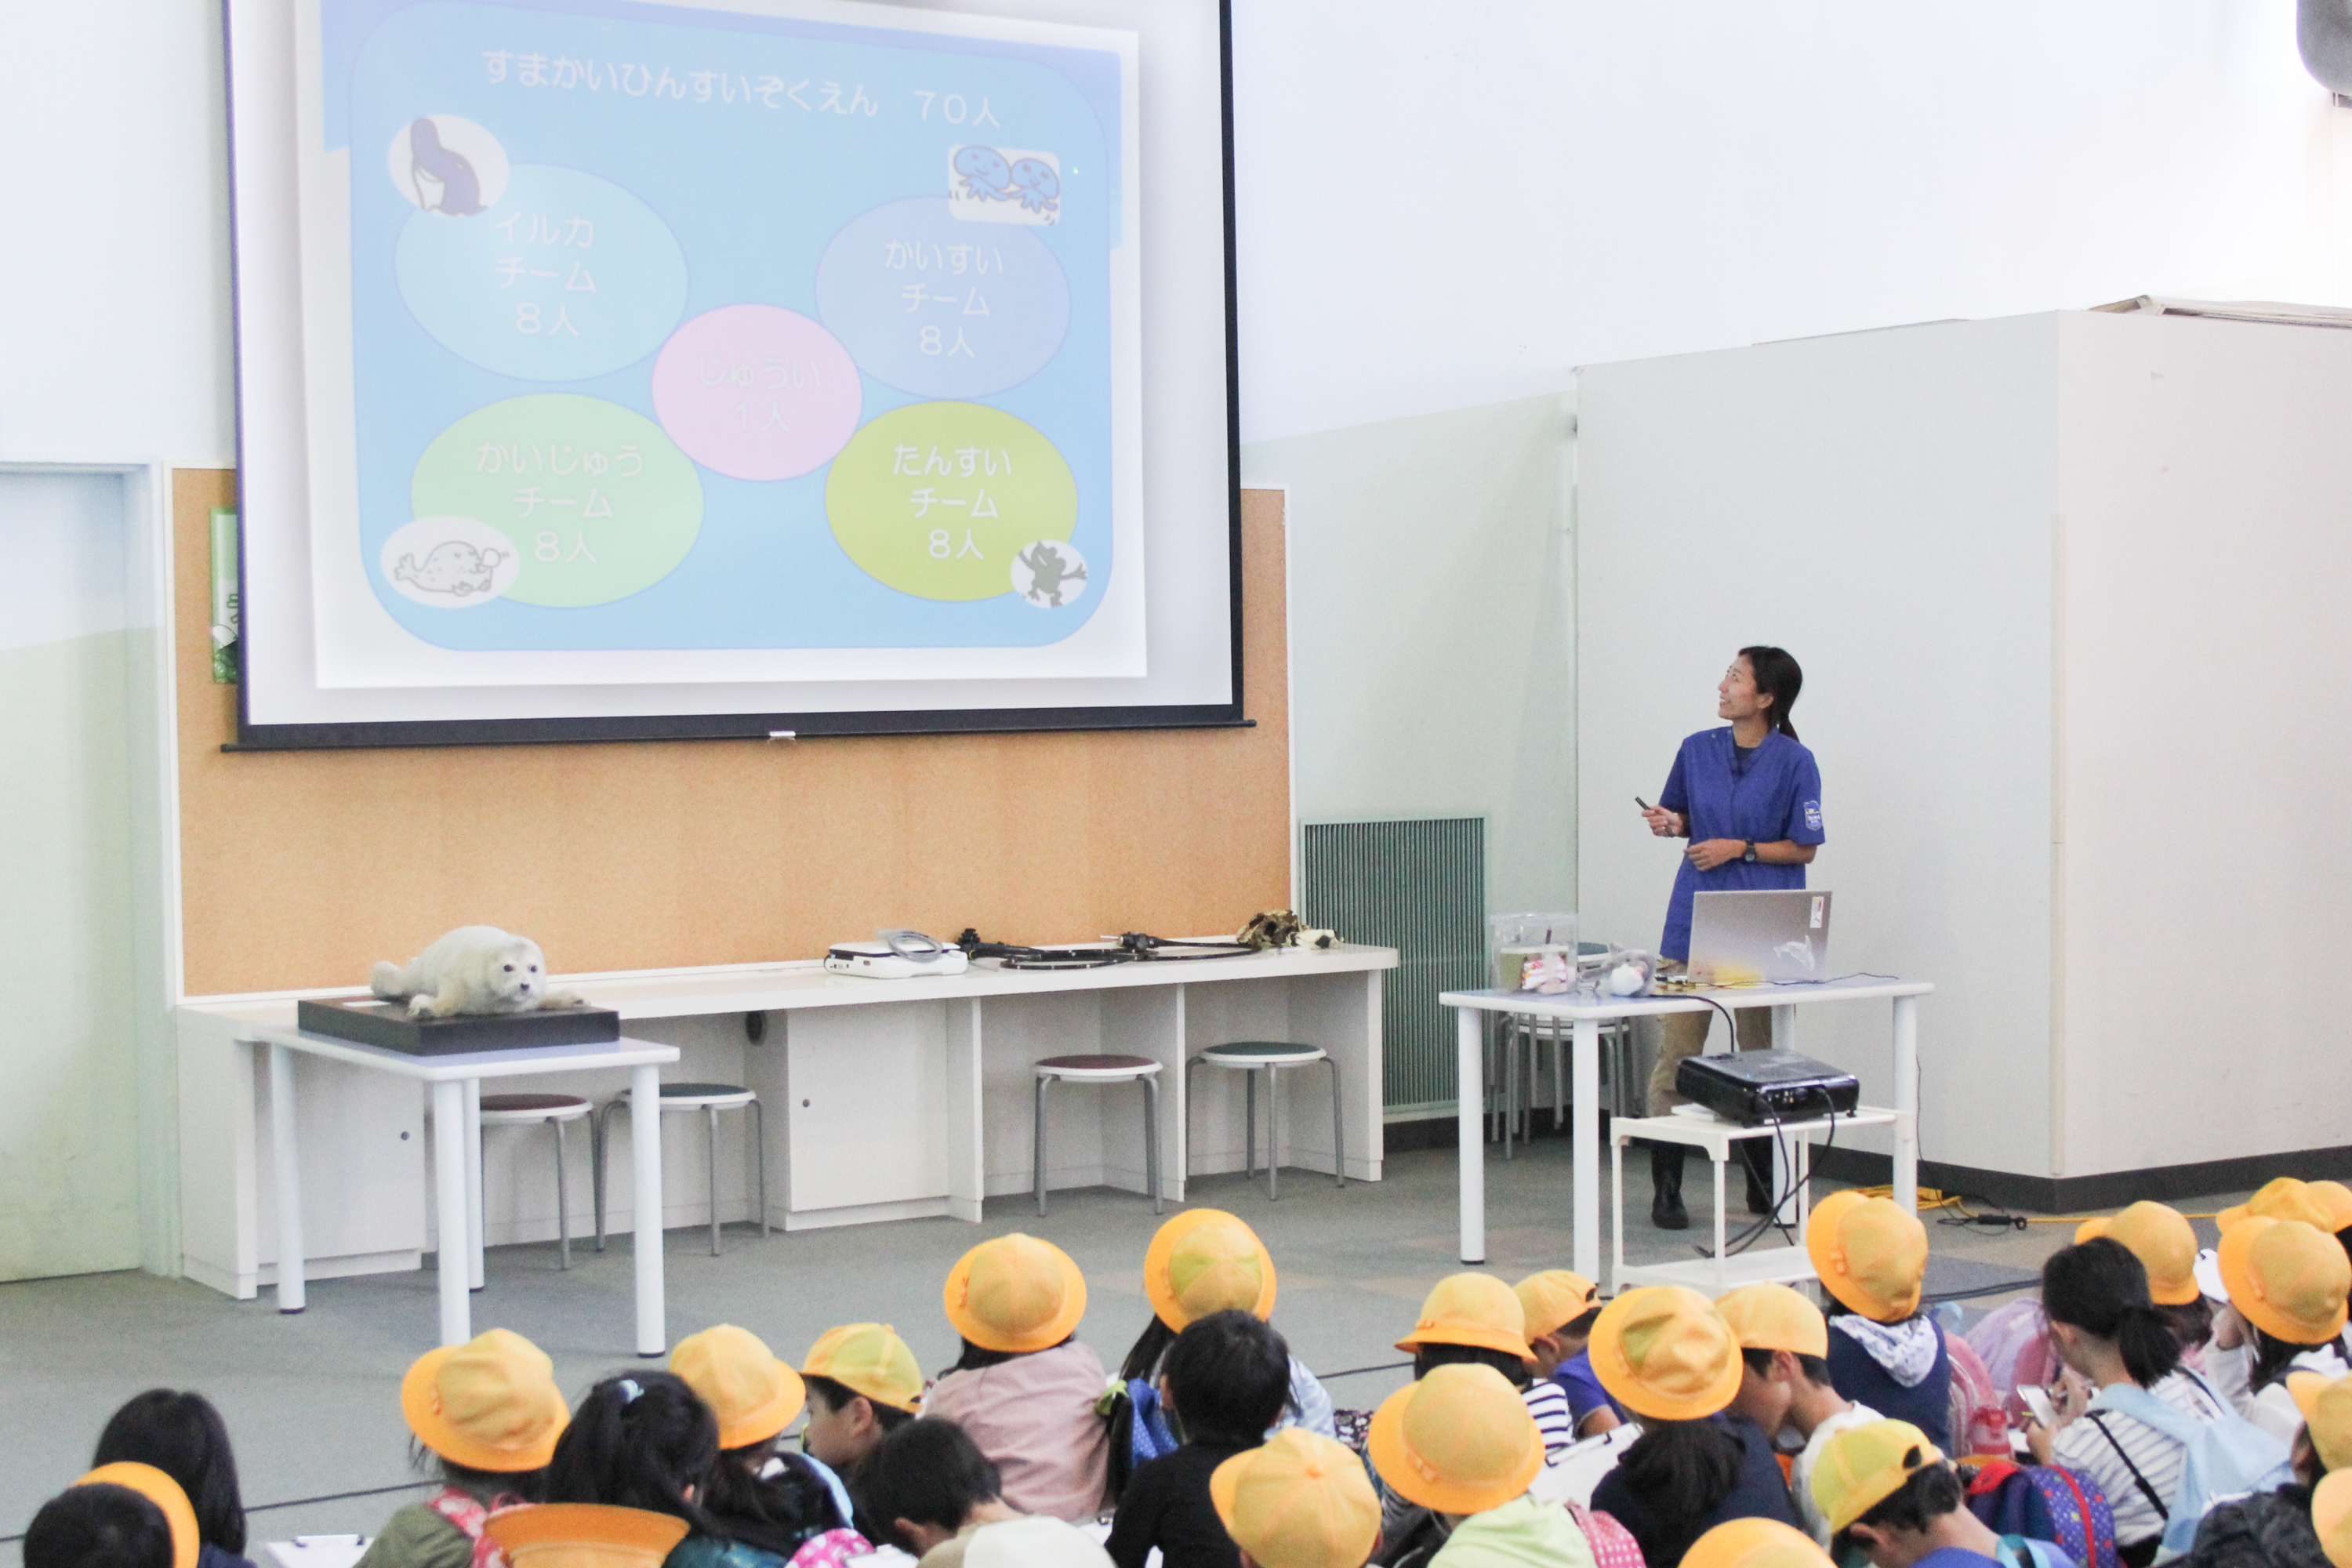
[{"xmin": 824, "ymin": 930, "xmax": 971, "ymax": 979}]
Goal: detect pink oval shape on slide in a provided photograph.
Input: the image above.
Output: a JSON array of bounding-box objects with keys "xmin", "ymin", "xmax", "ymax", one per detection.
[{"xmin": 651, "ymin": 305, "xmax": 863, "ymax": 481}]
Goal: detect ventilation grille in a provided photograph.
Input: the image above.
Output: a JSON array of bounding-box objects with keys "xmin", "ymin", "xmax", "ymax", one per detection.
[{"xmin": 1300, "ymin": 818, "xmax": 1486, "ymax": 1111}]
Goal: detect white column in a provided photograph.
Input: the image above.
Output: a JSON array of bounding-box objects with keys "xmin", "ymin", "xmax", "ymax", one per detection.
[
  {"xmin": 268, "ymin": 1043, "xmax": 304, "ymax": 1314},
  {"xmin": 945, "ymin": 999, "xmax": 985, "ymax": 1223},
  {"xmin": 1457, "ymin": 1007, "xmax": 1484, "ymax": 1263},
  {"xmin": 463, "ymin": 1077, "xmax": 485, "ymax": 1290},
  {"xmin": 1892, "ymin": 995, "xmax": 1920, "ymax": 1214},
  {"xmin": 1572, "ymin": 1016, "xmax": 1601, "ymax": 1281},
  {"xmin": 631, "ymin": 1062, "xmax": 666, "ymax": 1356},
  {"xmin": 431, "ymin": 1078, "xmax": 470, "ymax": 1345}
]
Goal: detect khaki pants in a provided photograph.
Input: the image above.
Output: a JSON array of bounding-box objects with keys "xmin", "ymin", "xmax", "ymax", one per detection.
[{"xmin": 1645, "ymin": 1004, "xmax": 1776, "ymax": 1116}]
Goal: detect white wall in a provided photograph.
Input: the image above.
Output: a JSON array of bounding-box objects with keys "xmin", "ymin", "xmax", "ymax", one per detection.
[
  {"xmin": 3, "ymin": 2, "xmax": 2339, "ymax": 463},
  {"xmin": 1243, "ymin": 394, "xmax": 1573, "ymax": 911},
  {"xmin": 1576, "ymin": 319, "xmax": 2063, "ymax": 1179}
]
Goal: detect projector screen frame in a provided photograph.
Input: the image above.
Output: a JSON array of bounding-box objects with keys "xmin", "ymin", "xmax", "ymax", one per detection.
[{"xmin": 223, "ymin": 0, "xmax": 1245, "ymax": 752}]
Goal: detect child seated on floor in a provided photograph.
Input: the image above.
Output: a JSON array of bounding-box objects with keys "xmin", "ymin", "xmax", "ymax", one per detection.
[
  {"xmin": 1367, "ymin": 1363, "xmax": 1590, "ymax": 1568},
  {"xmin": 1210, "ymin": 1429, "xmax": 1383, "ymax": 1568},
  {"xmin": 2209, "ymin": 1216, "xmax": 2352, "ymax": 1444},
  {"xmin": 1719, "ymin": 1283, "xmax": 1879, "ymax": 1549},
  {"xmin": 2073, "ymin": 1203, "xmax": 2215, "ymax": 1366},
  {"xmin": 1515, "ymin": 1271, "xmax": 1619, "ymax": 1443},
  {"xmin": 543, "ymin": 1371, "xmax": 724, "ymax": 1537},
  {"xmin": 1117, "ymin": 1208, "xmax": 1337, "ymax": 1465},
  {"xmin": 1810, "ymin": 1192, "xmax": 1955, "ymax": 1453},
  {"xmin": 356, "ymin": 1330, "xmax": 568, "ymax": 1568},
  {"xmin": 666, "ymin": 1325, "xmax": 868, "ymax": 1568},
  {"xmin": 1815, "ymin": 1418, "xmax": 2074, "ymax": 1568},
  {"xmin": 93, "ymin": 1389, "xmax": 256, "ymax": 1568},
  {"xmin": 793, "ymin": 1323, "xmax": 921, "ymax": 1538},
  {"xmin": 851, "ymin": 1416, "xmax": 1112, "ymax": 1566},
  {"xmin": 27, "ymin": 1472, "xmax": 186, "ymax": 1568},
  {"xmin": 922, "ymin": 1233, "xmax": 1113, "ymax": 1523},
  {"xmin": 1107, "ymin": 1308, "xmax": 1294, "ymax": 1568}
]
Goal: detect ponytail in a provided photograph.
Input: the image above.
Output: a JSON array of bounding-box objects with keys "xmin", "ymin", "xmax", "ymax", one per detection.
[
  {"xmin": 1119, "ymin": 1315, "xmax": 1179, "ymax": 1385},
  {"xmin": 2042, "ymin": 1238, "xmax": 2181, "ymax": 1388},
  {"xmin": 1738, "ymin": 646, "xmax": 1803, "ymax": 742}
]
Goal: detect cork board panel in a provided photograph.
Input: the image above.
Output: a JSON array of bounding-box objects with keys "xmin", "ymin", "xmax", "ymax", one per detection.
[{"xmin": 172, "ymin": 470, "xmax": 1288, "ymax": 996}]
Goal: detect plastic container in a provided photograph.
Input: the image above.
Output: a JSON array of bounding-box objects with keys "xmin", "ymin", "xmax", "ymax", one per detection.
[{"xmin": 1490, "ymin": 912, "xmax": 1577, "ymax": 989}]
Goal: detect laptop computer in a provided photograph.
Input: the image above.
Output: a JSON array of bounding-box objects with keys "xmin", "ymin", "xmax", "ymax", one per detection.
[{"xmin": 1686, "ymin": 889, "xmax": 1832, "ymax": 985}]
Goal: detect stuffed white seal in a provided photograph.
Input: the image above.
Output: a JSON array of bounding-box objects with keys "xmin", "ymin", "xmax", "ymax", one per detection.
[{"xmin": 371, "ymin": 925, "xmax": 583, "ymax": 1018}]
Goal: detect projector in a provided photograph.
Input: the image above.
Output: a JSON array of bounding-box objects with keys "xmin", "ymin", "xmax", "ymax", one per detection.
[{"xmin": 1675, "ymin": 1050, "xmax": 1860, "ymax": 1127}]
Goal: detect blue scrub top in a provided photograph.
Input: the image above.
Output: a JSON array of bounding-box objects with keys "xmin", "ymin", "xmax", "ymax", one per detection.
[{"xmin": 1657, "ymin": 726, "xmax": 1826, "ymax": 960}]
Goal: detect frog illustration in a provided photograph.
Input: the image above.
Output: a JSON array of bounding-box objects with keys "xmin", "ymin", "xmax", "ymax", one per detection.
[
  {"xmin": 1016, "ymin": 540, "xmax": 1086, "ymax": 608},
  {"xmin": 953, "ymin": 146, "xmax": 1015, "ymax": 202},
  {"xmin": 394, "ymin": 540, "xmax": 506, "ymax": 597},
  {"xmin": 1008, "ymin": 158, "xmax": 1060, "ymax": 216}
]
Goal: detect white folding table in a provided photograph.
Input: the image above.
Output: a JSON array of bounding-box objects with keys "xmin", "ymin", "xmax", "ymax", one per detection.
[
  {"xmin": 253, "ymin": 1026, "xmax": 681, "ymax": 1352},
  {"xmin": 1436, "ymin": 977, "xmax": 1930, "ymax": 1278}
]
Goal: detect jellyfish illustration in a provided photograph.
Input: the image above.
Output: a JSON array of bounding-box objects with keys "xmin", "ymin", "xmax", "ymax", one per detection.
[
  {"xmin": 1008, "ymin": 158, "xmax": 1060, "ymax": 216},
  {"xmin": 953, "ymin": 146, "xmax": 1015, "ymax": 202},
  {"xmin": 408, "ymin": 118, "xmax": 485, "ymax": 216}
]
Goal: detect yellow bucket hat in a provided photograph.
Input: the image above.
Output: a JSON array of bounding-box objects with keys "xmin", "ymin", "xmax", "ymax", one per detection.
[
  {"xmin": 670, "ymin": 1324, "xmax": 805, "ymax": 1449},
  {"xmin": 2313, "ymin": 1183, "xmax": 2352, "ymax": 1235},
  {"xmin": 1210, "ymin": 1428, "xmax": 1381, "ymax": 1568},
  {"xmin": 800, "ymin": 1323, "xmax": 924, "ymax": 1414},
  {"xmin": 1811, "ymin": 1418, "xmax": 1946, "ymax": 1536},
  {"xmin": 2220, "ymin": 1216, "xmax": 2352, "ymax": 1345},
  {"xmin": 2220, "ymin": 1178, "xmax": 2335, "ymax": 1236},
  {"xmin": 485, "ymin": 1504, "xmax": 692, "ymax": 1568},
  {"xmin": 1807, "ymin": 1190, "xmax": 1929, "ymax": 1323},
  {"xmin": 1686, "ymin": 1517, "xmax": 1837, "ymax": 1568},
  {"xmin": 400, "ymin": 1328, "xmax": 570, "ymax": 1472},
  {"xmin": 1513, "ymin": 1270, "xmax": 1600, "ymax": 1342},
  {"xmin": 1394, "ymin": 1272, "xmax": 1534, "ymax": 1363},
  {"xmin": 2074, "ymin": 1202, "xmax": 2201, "ymax": 1307},
  {"xmin": 1367, "ymin": 1363, "xmax": 1545, "ymax": 1516},
  {"xmin": 1588, "ymin": 1284, "xmax": 1743, "ymax": 1421},
  {"xmin": 944, "ymin": 1232, "xmax": 1088, "ymax": 1354},
  {"xmin": 1145, "ymin": 1209, "xmax": 1277, "ymax": 1330},
  {"xmin": 2291, "ymin": 1373, "xmax": 2352, "ymax": 1473},
  {"xmin": 74, "ymin": 1464, "xmax": 198, "ymax": 1568},
  {"xmin": 1717, "ymin": 1283, "xmax": 1830, "ymax": 1358},
  {"xmin": 2318, "ymin": 1470, "xmax": 2352, "ymax": 1568}
]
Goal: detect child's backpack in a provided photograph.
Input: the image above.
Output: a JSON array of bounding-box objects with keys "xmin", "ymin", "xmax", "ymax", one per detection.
[
  {"xmin": 1566, "ymin": 1504, "xmax": 1647, "ymax": 1568},
  {"xmin": 1966, "ymin": 1458, "xmax": 2122, "ymax": 1568},
  {"xmin": 1970, "ymin": 1298, "xmax": 2063, "ymax": 1396},
  {"xmin": 1947, "ymin": 1332, "xmax": 2007, "ymax": 1456},
  {"xmin": 2082, "ymin": 1371, "xmax": 2293, "ymax": 1557}
]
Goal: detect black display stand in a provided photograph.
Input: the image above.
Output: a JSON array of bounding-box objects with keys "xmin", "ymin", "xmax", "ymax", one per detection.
[{"xmin": 296, "ymin": 996, "xmax": 621, "ymax": 1055}]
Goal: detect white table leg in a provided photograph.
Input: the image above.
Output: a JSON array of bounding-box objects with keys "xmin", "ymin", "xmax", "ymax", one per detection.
[
  {"xmin": 1572, "ymin": 1016, "xmax": 1600, "ymax": 1282},
  {"xmin": 945, "ymin": 999, "xmax": 985, "ymax": 1223},
  {"xmin": 1457, "ymin": 1007, "xmax": 1484, "ymax": 1264},
  {"xmin": 1610, "ymin": 1132, "xmax": 1626, "ymax": 1291},
  {"xmin": 464, "ymin": 1077, "xmax": 485, "ymax": 1291},
  {"xmin": 1892, "ymin": 995, "xmax": 1920, "ymax": 1214},
  {"xmin": 631, "ymin": 1062, "xmax": 666, "ymax": 1356},
  {"xmin": 268, "ymin": 1043, "xmax": 305, "ymax": 1314},
  {"xmin": 430, "ymin": 1079, "xmax": 470, "ymax": 1345}
]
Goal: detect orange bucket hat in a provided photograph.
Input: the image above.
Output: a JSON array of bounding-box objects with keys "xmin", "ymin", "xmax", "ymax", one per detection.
[
  {"xmin": 2220, "ymin": 1178, "xmax": 2335, "ymax": 1236},
  {"xmin": 1807, "ymin": 1190, "xmax": 1929, "ymax": 1323},
  {"xmin": 1513, "ymin": 1270, "xmax": 1600, "ymax": 1342},
  {"xmin": 2220, "ymin": 1216, "xmax": 2351, "ymax": 1345},
  {"xmin": 2291, "ymin": 1372, "xmax": 2352, "ymax": 1473},
  {"xmin": 2074, "ymin": 1202, "xmax": 2201, "ymax": 1307},
  {"xmin": 800, "ymin": 1323, "xmax": 924, "ymax": 1414},
  {"xmin": 944, "ymin": 1232, "xmax": 1088, "ymax": 1353},
  {"xmin": 1686, "ymin": 1517, "xmax": 1837, "ymax": 1568},
  {"xmin": 401, "ymin": 1328, "xmax": 570, "ymax": 1472},
  {"xmin": 1394, "ymin": 1272, "xmax": 1534, "ymax": 1363},
  {"xmin": 1588, "ymin": 1284, "xmax": 1744, "ymax": 1421},
  {"xmin": 1367, "ymin": 1363, "xmax": 1544, "ymax": 1515},
  {"xmin": 1145, "ymin": 1209, "xmax": 1277, "ymax": 1330},
  {"xmin": 2316, "ymin": 1469, "xmax": 2352, "ymax": 1568},
  {"xmin": 1210, "ymin": 1428, "xmax": 1381, "ymax": 1568},
  {"xmin": 1717, "ymin": 1282, "xmax": 1829, "ymax": 1359},
  {"xmin": 485, "ymin": 1504, "xmax": 691, "ymax": 1568},
  {"xmin": 74, "ymin": 1464, "xmax": 199, "ymax": 1568},
  {"xmin": 670, "ymin": 1324, "xmax": 805, "ymax": 1449},
  {"xmin": 2312, "ymin": 1182, "xmax": 2352, "ymax": 1235}
]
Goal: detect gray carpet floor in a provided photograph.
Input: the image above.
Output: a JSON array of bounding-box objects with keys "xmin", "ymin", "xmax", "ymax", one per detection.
[{"xmin": 0, "ymin": 1136, "xmax": 2256, "ymax": 1563}]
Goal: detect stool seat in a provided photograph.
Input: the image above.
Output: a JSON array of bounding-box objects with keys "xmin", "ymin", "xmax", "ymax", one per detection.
[
  {"xmin": 596, "ymin": 1082, "xmax": 767, "ymax": 1255},
  {"xmin": 1198, "ymin": 1041, "xmax": 1330, "ymax": 1068},
  {"xmin": 655, "ymin": 1082, "xmax": 757, "ymax": 1108},
  {"xmin": 478, "ymin": 1093, "xmax": 592, "ymax": 1124},
  {"xmin": 1035, "ymin": 1054, "xmax": 1164, "ymax": 1080}
]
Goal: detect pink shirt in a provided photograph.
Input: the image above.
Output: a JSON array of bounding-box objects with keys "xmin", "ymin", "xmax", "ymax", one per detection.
[{"xmin": 922, "ymin": 1341, "xmax": 1111, "ymax": 1523}]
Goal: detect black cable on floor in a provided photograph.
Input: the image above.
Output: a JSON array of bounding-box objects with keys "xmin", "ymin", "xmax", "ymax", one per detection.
[
  {"xmin": 1313, "ymin": 1359, "xmax": 1414, "ymax": 1381},
  {"xmin": 2, "ymin": 1483, "xmax": 430, "ymax": 1546}
]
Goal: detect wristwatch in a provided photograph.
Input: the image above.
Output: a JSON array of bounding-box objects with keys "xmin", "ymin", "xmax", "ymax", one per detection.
[{"xmin": 1741, "ymin": 840, "xmax": 1758, "ymax": 863}]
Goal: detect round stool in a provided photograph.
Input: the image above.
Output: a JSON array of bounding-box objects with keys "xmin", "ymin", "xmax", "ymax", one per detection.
[
  {"xmin": 593, "ymin": 1082, "xmax": 768, "ymax": 1256},
  {"xmin": 1032, "ymin": 1055, "xmax": 1163, "ymax": 1218},
  {"xmin": 477, "ymin": 1093, "xmax": 592, "ymax": 1269},
  {"xmin": 1186, "ymin": 1043, "xmax": 1346, "ymax": 1200}
]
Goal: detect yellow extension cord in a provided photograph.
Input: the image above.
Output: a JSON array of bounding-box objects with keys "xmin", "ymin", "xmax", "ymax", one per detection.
[{"xmin": 1844, "ymin": 1185, "xmax": 2220, "ymax": 1225}]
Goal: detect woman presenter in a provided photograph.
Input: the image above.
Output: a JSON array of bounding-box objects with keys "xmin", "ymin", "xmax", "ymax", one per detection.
[{"xmin": 1635, "ymin": 646, "xmax": 1824, "ymax": 1230}]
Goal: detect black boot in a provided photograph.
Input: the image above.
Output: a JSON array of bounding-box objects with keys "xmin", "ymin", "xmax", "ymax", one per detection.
[
  {"xmin": 1650, "ymin": 1142, "xmax": 1689, "ymax": 1230},
  {"xmin": 1740, "ymin": 1141, "xmax": 1775, "ymax": 1217}
]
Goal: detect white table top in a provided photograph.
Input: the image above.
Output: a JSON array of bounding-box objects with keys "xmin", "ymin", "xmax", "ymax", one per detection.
[
  {"xmin": 251, "ymin": 1025, "xmax": 680, "ymax": 1081},
  {"xmin": 186, "ymin": 943, "xmax": 1398, "ymax": 1028},
  {"xmin": 1439, "ymin": 974, "xmax": 1933, "ymax": 1020}
]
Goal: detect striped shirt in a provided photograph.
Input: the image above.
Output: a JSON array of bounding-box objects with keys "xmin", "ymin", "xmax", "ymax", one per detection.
[
  {"xmin": 2050, "ymin": 1370, "xmax": 2231, "ymax": 1548},
  {"xmin": 1526, "ymin": 1377, "xmax": 1577, "ymax": 1457}
]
